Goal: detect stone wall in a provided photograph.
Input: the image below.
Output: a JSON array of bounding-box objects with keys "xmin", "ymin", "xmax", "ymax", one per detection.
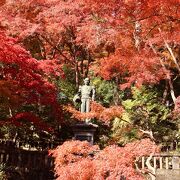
[{"xmin": 156, "ymin": 169, "xmax": 180, "ymax": 180}]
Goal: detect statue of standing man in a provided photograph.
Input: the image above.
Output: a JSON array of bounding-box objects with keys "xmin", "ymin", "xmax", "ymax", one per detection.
[{"xmin": 73, "ymin": 78, "xmax": 95, "ymax": 121}]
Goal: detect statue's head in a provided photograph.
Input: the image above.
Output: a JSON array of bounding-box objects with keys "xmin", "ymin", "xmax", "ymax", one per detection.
[{"xmin": 84, "ymin": 77, "xmax": 90, "ymax": 85}]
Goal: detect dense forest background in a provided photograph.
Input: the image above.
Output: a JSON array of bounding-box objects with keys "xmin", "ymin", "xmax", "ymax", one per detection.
[{"xmin": 0, "ymin": 0, "xmax": 179, "ymax": 179}]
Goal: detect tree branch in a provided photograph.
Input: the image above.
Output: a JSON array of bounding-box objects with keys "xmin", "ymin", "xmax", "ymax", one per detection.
[
  {"xmin": 149, "ymin": 43, "xmax": 177, "ymax": 104},
  {"xmin": 37, "ymin": 33, "xmax": 70, "ymax": 62},
  {"xmin": 158, "ymin": 28, "xmax": 180, "ymax": 74}
]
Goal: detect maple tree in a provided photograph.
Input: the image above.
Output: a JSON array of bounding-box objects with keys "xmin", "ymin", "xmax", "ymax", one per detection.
[
  {"xmin": 0, "ymin": 1, "xmax": 179, "ymax": 179},
  {"xmin": 0, "ymin": 0, "xmax": 94, "ymax": 87},
  {"xmin": 0, "ymin": 0, "xmax": 178, "ymax": 139},
  {"xmin": 87, "ymin": 0, "xmax": 179, "ymax": 95},
  {"xmin": 1, "ymin": 0, "xmax": 179, "ymax": 95},
  {"xmin": 50, "ymin": 139, "xmax": 159, "ymax": 180},
  {"xmin": 0, "ymin": 31, "xmax": 64, "ymax": 132}
]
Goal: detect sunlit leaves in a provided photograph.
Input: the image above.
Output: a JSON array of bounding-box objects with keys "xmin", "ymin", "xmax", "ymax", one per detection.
[
  {"xmin": 50, "ymin": 139, "xmax": 158, "ymax": 180},
  {"xmin": 65, "ymin": 101, "xmax": 123, "ymax": 124},
  {"xmin": 0, "ymin": 32, "xmax": 63, "ymax": 127},
  {"xmin": 174, "ymin": 96, "xmax": 180, "ymax": 118}
]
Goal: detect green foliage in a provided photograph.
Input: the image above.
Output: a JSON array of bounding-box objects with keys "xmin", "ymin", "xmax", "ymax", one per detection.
[
  {"xmin": 0, "ymin": 163, "xmax": 6, "ymax": 180},
  {"xmin": 57, "ymin": 65, "xmax": 76, "ymax": 103},
  {"xmin": 123, "ymin": 86, "xmax": 170, "ymax": 128},
  {"xmin": 122, "ymin": 87, "xmax": 170, "ymax": 123},
  {"xmin": 111, "ymin": 116, "xmax": 139, "ymax": 145},
  {"xmin": 92, "ymin": 77, "xmax": 123, "ymax": 106},
  {"xmin": 111, "ymin": 86, "xmax": 178, "ymax": 145},
  {"xmin": 92, "ymin": 77, "xmax": 113, "ymax": 105}
]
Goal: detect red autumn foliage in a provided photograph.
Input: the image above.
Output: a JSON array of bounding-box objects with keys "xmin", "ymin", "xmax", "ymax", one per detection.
[
  {"xmin": 0, "ymin": 32, "xmax": 64, "ymax": 125},
  {"xmin": 173, "ymin": 96, "xmax": 180, "ymax": 118},
  {"xmin": 9, "ymin": 112, "xmax": 53, "ymax": 132},
  {"xmin": 94, "ymin": 49, "xmax": 168, "ymax": 89},
  {"xmin": 50, "ymin": 139, "xmax": 159, "ymax": 180},
  {"xmin": 0, "ymin": 0, "xmax": 179, "ymax": 128},
  {"xmin": 65, "ymin": 101, "xmax": 123, "ymax": 124},
  {"xmin": 0, "ymin": 32, "xmax": 63, "ymax": 101},
  {"xmin": 1, "ymin": 0, "xmax": 179, "ymax": 89},
  {"xmin": 1, "ymin": 0, "xmax": 179, "ymax": 49}
]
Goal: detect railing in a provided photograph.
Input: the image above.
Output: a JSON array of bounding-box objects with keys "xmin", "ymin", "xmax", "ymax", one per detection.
[
  {"xmin": 137, "ymin": 154, "xmax": 180, "ymax": 180},
  {"xmin": 0, "ymin": 138, "xmax": 60, "ymax": 151},
  {"xmin": 0, "ymin": 143, "xmax": 55, "ymax": 180},
  {"xmin": 140, "ymin": 154, "xmax": 180, "ymax": 170}
]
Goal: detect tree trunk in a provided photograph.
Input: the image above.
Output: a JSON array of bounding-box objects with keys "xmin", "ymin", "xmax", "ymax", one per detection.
[
  {"xmin": 158, "ymin": 28, "xmax": 180, "ymax": 73},
  {"xmin": 85, "ymin": 51, "xmax": 91, "ymax": 78},
  {"xmin": 75, "ymin": 59, "xmax": 80, "ymax": 88}
]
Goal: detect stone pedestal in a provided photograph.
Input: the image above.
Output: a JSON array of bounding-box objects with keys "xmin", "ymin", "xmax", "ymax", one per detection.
[{"xmin": 72, "ymin": 123, "xmax": 98, "ymax": 145}]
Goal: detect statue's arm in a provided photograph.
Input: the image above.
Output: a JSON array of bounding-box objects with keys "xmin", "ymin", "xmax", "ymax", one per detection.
[{"xmin": 92, "ymin": 86, "xmax": 95, "ymax": 101}]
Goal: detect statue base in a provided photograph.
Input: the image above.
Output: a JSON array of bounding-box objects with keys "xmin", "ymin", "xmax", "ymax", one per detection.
[{"xmin": 72, "ymin": 123, "xmax": 98, "ymax": 145}]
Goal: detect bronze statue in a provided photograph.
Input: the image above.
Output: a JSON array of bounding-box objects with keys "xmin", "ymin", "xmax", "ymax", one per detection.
[{"xmin": 73, "ymin": 78, "xmax": 95, "ymax": 121}]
